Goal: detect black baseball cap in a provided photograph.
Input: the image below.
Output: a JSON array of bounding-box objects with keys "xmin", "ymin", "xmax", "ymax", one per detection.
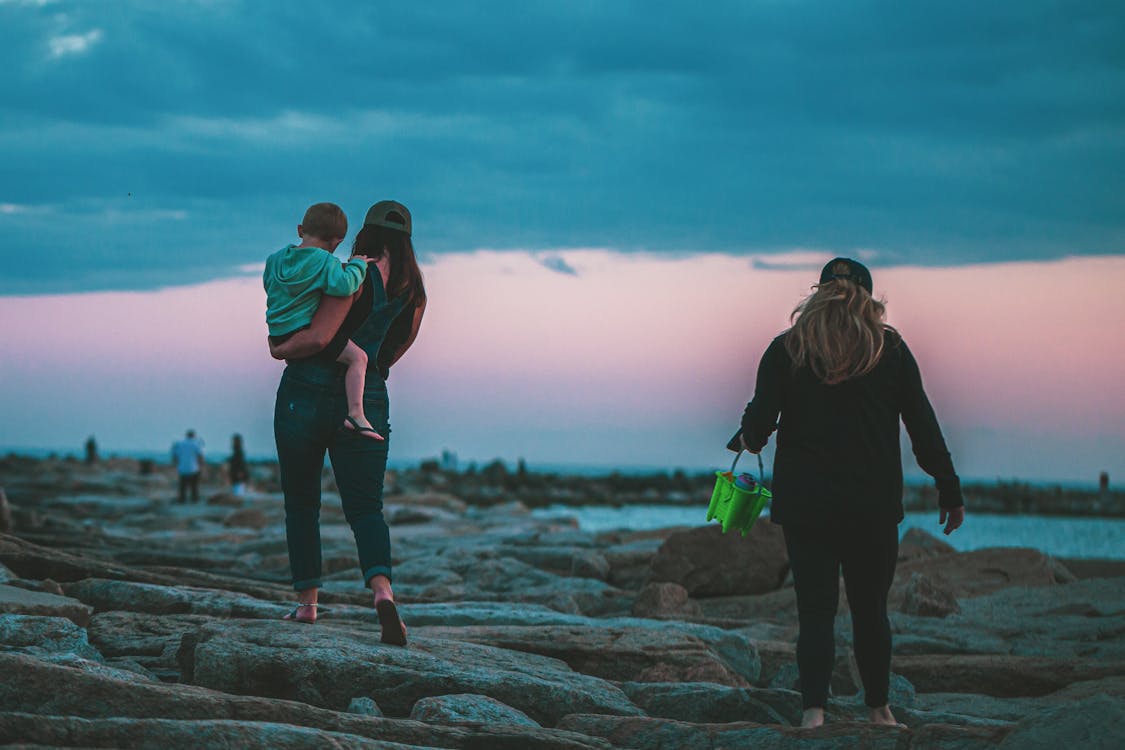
[
  {"xmin": 363, "ymin": 200, "xmax": 412, "ymax": 236},
  {"xmin": 819, "ymin": 257, "xmax": 873, "ymax": 294}
]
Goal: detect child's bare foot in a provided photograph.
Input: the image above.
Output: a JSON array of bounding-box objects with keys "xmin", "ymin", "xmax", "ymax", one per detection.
[
  {"xmin": 800, "ymin": 708, "xmax": 825, "ymax": 728},
  {"xmin": 343, "ymin": 415, "xmax": 384, "ymax": 441},
  {"xmin": 868, "ymin": 705, "xmax": 904, "ymax": 727}
]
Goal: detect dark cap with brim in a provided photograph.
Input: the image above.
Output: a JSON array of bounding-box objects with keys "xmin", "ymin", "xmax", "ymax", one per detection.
[
  {"xmin": 819, "ymin": 257, "xmax": 873, "ymax": 294},
  {"xmin": 363, "ymin": 200, "xmax": 411, "ymax": 236}
]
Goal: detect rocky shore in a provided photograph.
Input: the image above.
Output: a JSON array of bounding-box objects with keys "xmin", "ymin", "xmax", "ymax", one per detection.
[{"xmin": 1, "ymin": 454, "xmax": 1123, "ymax": 748}]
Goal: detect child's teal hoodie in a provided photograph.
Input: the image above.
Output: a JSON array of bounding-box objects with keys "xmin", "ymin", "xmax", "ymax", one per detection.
[{"xmin": 263, "ymin": 244, "xmax": 368, "ymax": 337}]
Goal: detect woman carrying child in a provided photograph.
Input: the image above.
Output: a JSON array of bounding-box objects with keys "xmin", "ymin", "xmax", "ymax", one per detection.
[
  {"xmin": 730, "ymin": 258, "xmax": 965, "ymax": 727},
  {"xmin": 268, "ymin": 200, "xmax": 426, "ymax": 646}
]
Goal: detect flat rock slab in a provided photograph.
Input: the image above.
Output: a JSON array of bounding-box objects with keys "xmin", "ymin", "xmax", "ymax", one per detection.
[
  {"xmin": 181, "ymin": 619, "xmax": 643, "ymax": 726},
  {"xmin": 0, "ymin": 653, "xmax": 611, "ymax": 750},
  {"xmin": 411, "ymin": 694, "xmax": 540, "ymax": 727},
  {"xmin": 411, "ymin": 623, "xmax": 759, "ymax": 687},
  {"xmin": 556, "ymin": 713, "xmax": 1010, "ymax": 750},
  {"xmin": 892, "ymin": 654, "xmax": 1125, "ymax": 697},
  {"xmin": 0, "ymin": 583, "xmax": 93, "ymax": 626}
]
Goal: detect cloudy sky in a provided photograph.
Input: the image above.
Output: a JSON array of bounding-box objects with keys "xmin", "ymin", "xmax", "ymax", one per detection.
[{"xmin": 1, "ymin": 1, "xmax": 1123, "ymax": 482}]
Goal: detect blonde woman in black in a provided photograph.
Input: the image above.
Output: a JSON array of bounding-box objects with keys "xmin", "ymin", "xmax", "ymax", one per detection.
[{"xmin": 730, "ymin": 258, "xmax": 965, "ymax": 728}]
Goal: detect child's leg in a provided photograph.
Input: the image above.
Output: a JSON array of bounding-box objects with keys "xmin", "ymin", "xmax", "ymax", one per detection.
[{"xmin": 337, "ymin": 341, "xmax": 383, "ymax": 441}]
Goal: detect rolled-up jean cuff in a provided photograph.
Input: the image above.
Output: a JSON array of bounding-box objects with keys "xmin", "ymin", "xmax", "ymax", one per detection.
[
  {"xmin": 364, "ymin": 565, "xmax": 393, "ymax": 585},
  {"xmin": 292, "ymin": 578, "xmax": 322, "ymax": 592}
]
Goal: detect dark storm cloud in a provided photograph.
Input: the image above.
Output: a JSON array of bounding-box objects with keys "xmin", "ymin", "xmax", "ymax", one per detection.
[{"xmin": 1, "ymin": 0, "xmax": 1122, "ymax": 293}]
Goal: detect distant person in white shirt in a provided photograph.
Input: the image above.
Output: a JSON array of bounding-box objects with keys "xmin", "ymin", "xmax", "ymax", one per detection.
[{"xmin": 171, "ymin": 430, "xmax": 206, "ymax": 504}]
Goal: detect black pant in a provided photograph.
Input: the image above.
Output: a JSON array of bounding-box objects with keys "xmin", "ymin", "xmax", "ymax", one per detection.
[
  {"xmin": 178, "ymin": 472, "xmax": 200, "ymax": 503},
  {"xmin": 782, "ymin": 520, "xmax": 899, "ymax": 709}
]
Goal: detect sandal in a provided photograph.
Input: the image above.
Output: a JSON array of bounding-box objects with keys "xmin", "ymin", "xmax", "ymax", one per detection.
[
  {"xmin": 375, "ymin": 598, "xmax": 408, "ymax": 646},
  {"xmin": 343, "ymin": 416, "xmax": 384, "ymax": 441},
  {"xmin": 282, "ymin": 603, "xmax": 330, "ymax": 624}
]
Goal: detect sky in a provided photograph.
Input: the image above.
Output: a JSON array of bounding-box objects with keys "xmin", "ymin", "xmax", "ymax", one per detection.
[{"xmin": 1, "ymin": 1, "xmax": 1123, "ymax": 483}]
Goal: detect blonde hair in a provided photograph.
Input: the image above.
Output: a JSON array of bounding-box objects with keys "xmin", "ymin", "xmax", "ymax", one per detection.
[{"xmin": 785, "ymin": 262, "xmax": 895, "ymax": 384}]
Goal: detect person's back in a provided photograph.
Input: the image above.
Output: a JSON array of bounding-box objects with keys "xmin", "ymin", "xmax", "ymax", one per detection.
[
  {"xmin": 731, "ymin": 257, "xmax": 963, "ymax": 730},
  {"xmin": 171, "ymin": 430, "xmax": 205, "ymax": 503},
  {"xmin": 172, "ymin": 434, "xmax": 204, "ymax": 474}
]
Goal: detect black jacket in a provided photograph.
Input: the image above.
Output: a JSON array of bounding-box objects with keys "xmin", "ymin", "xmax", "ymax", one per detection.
[{"xmin": 729, "ymin": 330, "xmax": 963, "ymax": 526}]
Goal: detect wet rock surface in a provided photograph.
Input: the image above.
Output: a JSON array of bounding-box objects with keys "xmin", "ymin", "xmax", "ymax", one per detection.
[{"xmin": 0, "ymin": 455, "xmax": 1123, "ymax": 747}]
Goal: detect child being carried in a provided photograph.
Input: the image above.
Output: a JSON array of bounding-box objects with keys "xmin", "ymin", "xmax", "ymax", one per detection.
[{"xmin": 263, "ymin": 202, "xmax": 382, "ymax": 440}]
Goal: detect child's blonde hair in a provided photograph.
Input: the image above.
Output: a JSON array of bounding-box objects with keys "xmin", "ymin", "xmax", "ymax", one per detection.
[{"xmin": 301, "ymin": 202, "xmax": 347, "ymax": 240}]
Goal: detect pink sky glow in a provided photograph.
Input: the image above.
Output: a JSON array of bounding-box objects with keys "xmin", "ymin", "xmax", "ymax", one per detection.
[{"xmin": 2, "ymin": 252, "xmax": 1123, "ymax": 482}]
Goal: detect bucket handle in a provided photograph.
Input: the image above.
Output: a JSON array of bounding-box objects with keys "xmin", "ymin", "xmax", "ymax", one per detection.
[{"xmin": 730, "ymin": 450, "xmax": 767, "ymax": 487}]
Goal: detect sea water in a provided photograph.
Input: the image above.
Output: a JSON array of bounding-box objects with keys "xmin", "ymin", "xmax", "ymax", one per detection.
[{"xmin": 530, "ymin": 505, "xmax": 1125, "ymax": 560}]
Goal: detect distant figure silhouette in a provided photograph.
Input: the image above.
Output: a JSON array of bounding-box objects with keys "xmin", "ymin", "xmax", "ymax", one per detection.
[
  {"xmin": 267, "ymin": 200, "xmax": 426, "ymax": 644},
  {"xmin": 228, "ymin": 434, "xmax": 250, "ymax": 497},
  {"xmin": 171, "ymin": 430, "xmax": 206, "ymax": 504},
  {"xmin": 729, "ymin": 258, "xmax": 965, "ymax": 729},
  {"xmin": 84, "ymin": 435, "xmax": 98, "ymax": 465}
]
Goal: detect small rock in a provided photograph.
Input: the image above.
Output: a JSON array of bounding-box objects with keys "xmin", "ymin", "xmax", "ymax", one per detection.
[
  {"xmin": 410, "ymin": 694, "xmax": 540, "ymax": 727},
  {"xmin": 346, "ymin": 696, "xmax": 383, "ymax": 716},
  {"xmin": 631, "ymin": 582, "xmax": 702, "ymax": 619},
  {"xmin": 900, "ymin": 572, "xmax": 961, "ymax": 617}
]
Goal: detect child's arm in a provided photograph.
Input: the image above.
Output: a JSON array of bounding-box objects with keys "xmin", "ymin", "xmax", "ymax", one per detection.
[
  {"xmin": 322, "ymin": 255, "xmax": 372, "ymax": 297},
  {"xmin": 268, "ymin": 291, "xmax": 357, "ymax": 360}
]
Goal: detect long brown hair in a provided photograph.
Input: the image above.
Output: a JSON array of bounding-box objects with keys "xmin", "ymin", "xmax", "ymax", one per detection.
[
  {"xmin": 352, "ymin": 223, "xmax": 426, "ymax": 307},
  {"xmin": 785, "ymin": 262, "xmax": 895, "ymax": 384}
]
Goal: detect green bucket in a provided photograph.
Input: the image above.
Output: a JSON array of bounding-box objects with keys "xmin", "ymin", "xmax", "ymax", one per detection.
[{"xmin": 706, "ymin": 451, "xmax": 772, "ymax": 536}]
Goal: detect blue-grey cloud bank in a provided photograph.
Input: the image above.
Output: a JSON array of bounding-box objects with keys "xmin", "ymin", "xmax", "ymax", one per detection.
[{"xmin": 1, "ymin": 0, "xmax": 1123, "ymax": 293}]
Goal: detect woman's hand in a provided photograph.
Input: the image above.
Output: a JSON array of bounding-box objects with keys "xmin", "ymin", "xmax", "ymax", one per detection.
[
  {"xmin": 939, "ymin": 506, "xmax": 965, "ymax": 535},
  {"xmin": 267, "ymin": 293, "xmax": 358, "ymax": 360},
  {"xmin": 740, "ymin": 434, "xmax": 759, "ymax": 454}
]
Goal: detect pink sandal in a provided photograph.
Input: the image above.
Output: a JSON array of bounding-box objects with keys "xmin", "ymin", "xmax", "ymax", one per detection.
[{"xmin": 282, "ymin": 603, "xmax": 323, "ymax": 624}]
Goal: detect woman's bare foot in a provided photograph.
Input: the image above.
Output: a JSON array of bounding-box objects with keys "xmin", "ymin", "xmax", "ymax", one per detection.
[
  {"xmin": 868, "ymin": 705, "xmax": 904, "ymax": 726},
  {"xmin": 800, "ymin": 708, "xmax": 825, "ymax": 728},
  {"xmin": 343, "ymin": 415, "xmax": 384, "ymax": 441}
]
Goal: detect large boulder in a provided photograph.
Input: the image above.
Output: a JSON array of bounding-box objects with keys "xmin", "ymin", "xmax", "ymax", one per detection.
[
  {"xmin": 894, "ymin": 547, "xmax": 1074, "ymax": 604},
  {"xmin": 898, "ymin": 527, "xmax": 955, "ymax": 561},
  {"xmin": 0, "ymin": 653, "xmax": 611, "ymax": 750},
  {"xmin": 648, "ymin": 523, "xmax": 788, "ymax": 597},
  {"xmin": 892, "ymin": 654, "xmax": 1125, "ymax": 697},
  {"xmin": 180, "ymin": 619, "xmax": 643, "ymax": 726}
]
